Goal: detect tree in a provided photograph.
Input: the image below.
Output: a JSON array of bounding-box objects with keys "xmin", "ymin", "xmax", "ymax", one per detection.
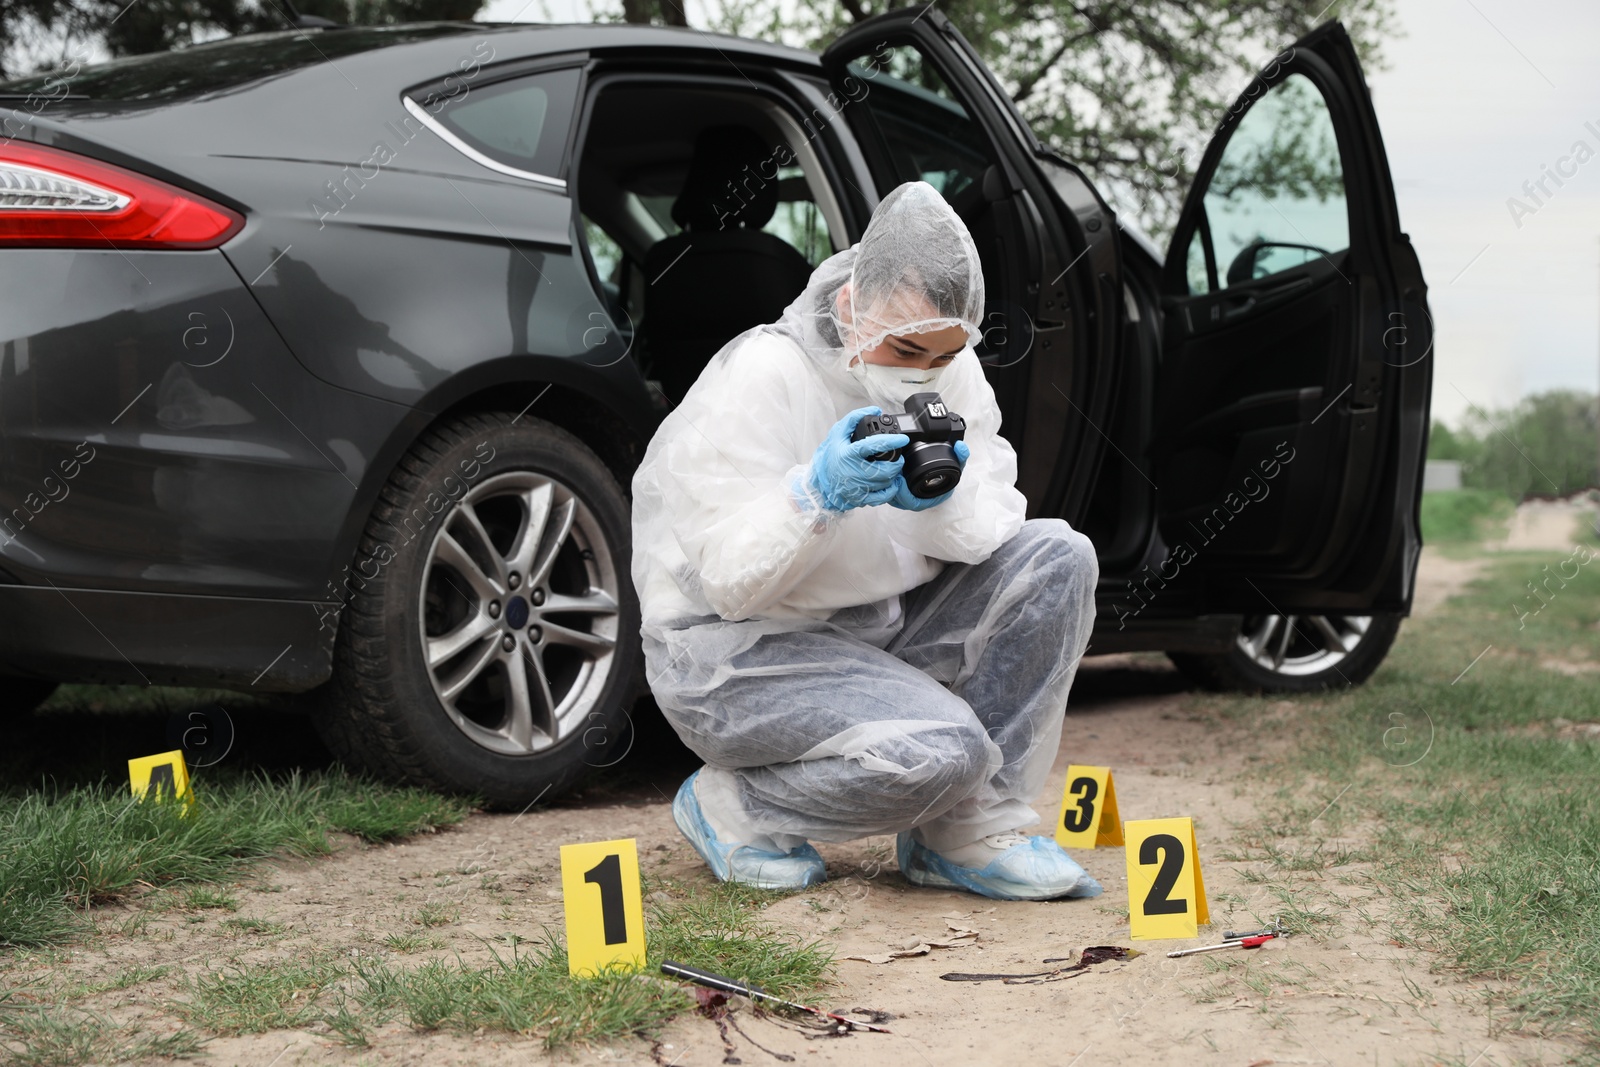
[
  {"xmin": 619, "ymin": 0, "xmax": 683, "ymax": 25},
  {"xmin": 1433, "ymin": 390, "xmax": 1599, "ymax": 499},
  {"xmin": 1426, "ymin": 419, "xmax": 1475, "ymax": 463},
  {"xmin": 5, "ymin": 0, "xmax": 1393, "ymax": 235},
  {"xmin": 618, "ymin": 0, "xmax": 1395, "ymax": 239},
  {"xmin": 0, "ymin": 0, "xmax": 483, "ymax": 79}
]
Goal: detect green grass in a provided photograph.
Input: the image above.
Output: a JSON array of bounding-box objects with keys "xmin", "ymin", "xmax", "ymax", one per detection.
[
  {"xmin": 1, "ymin": 677, "xmax": 829, "ymax": 1052},
  {"xmin": 0, "ymin": 769, "xmax": 472, "ymax": 949},
  {"xmin": 57, "ymin": 964, "xmax": 174, "ymax": 999},
  {"xmin": 381, "ymin": 931, "xmax": 443, "ymax": 954},
  {"xmin": 181, "ymin": 887, "xmax": 239, "ymax": 912},
  {"xmin": 354, "ymin": 881, "xmax": 832, "ymax": 1048},
  {"xmin": 0, "ymin": 682, "xmax": 831, "ymax": 1053},
  {"xmin": 0, "ymin": 1007, "xmax": 202, "ymax": 1067},
  {"xmin": 351, "ymin": 944, "xmax": 687, "ymax": 1046},
  {"xmin": 321, "ymin": 790, "xmax": 473, "ymax": 843},
  {"xmin": 176, "ymin": 955, "xmax": 347, "ymax": 1035},
  {"xmin": 1419, "ymin": 488, "xmax": 1515, "ymax": 542},
  {"xmin": 147, "ymin": 880, "xmax": 831, "ymax": 1050},
  {"xmin": 1209, "ymin": 549, "xmax": 1600, "ymax": 1045},
  {"xmin": 409, "ymin": 901, "xmax": 459, "ymax": 929}
]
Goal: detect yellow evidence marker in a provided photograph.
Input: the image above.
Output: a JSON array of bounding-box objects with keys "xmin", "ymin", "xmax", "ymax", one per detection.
[
  {"xmin": 1054, "ymin": 764, "xmax": 1124, "ymax": 849},
  {"xmin": 128, "ymin": 750, "xmax": 194, "ymax": 813},
  {"xmin": 559, "ymin": 838, "xmax": 647, "ymax": 977},
  {"xmin": 1123, "ymin": 817, "xmax": 1210, "ymax": 940}
]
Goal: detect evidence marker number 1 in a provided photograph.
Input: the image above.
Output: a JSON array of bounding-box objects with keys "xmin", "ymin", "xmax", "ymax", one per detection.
[{"xmin": 559, "ymin": 838, "xmax": 646, "ymax": 976}]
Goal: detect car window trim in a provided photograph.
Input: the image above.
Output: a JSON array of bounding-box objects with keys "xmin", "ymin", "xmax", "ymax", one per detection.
[
  {"xmin": 400, "ymin": 96, "xmax": 567, "ymax": 190},
  {"xmin": 402, "ymin": 51, "xmax": 589, "ymax": 190}
]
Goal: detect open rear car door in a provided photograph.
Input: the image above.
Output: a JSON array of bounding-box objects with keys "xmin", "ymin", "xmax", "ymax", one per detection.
[{"xmin": 1151, "ymin": 22, "xmax": 1432, "ymax": 618}]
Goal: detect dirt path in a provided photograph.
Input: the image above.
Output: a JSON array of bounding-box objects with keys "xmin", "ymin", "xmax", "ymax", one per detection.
[
  {"xmin": 1411, "ymin": 545, "xmax": 1487, "ymax": 618},
  {"xmin": 17, "ymin": 552, "xmax": 1583, "ymax": 1066},
  {"xmin": 1487, "ymin": 498, "xmax": 1598, "ymax": 552}
]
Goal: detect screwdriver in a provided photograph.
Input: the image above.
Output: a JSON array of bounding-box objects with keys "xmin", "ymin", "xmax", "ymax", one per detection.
[
  {"xmin": 660, "ymin": 960, "xmax": 892, "ymax": 1033},
  {"xmin": 1165, "ymin": 934, "xmax": 1277, "ymax": 958}
]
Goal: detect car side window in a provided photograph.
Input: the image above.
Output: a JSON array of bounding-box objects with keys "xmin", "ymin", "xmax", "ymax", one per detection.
[
  {"xmin": 426, "ymin": 67, "xmax": 581, "ymax": 180},
  {"xmin": 583, "ymin": 215, "xmax": 623, "ymax": 284},
  {"xmin": 843, "ymin": 43, "xmax": 994, "ymax": 204},
  {"xmin": 1185, "ymin": 72, "xmax": 1349, "ymax": 293},
  {"xmin": 758, "ymin": 168, "xmax": 834, "ymax": 267},
  {"xmin": 630, "ymin": 162, "xmax": 835, "ymax": 269}
]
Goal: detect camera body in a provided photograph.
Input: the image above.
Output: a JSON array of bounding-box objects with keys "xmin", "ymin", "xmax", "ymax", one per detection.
[{"xmin": 850, "ymin": 391, "xmax": 967, "ymax": 499}]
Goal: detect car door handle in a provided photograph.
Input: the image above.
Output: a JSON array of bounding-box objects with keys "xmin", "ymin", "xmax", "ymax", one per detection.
[{"xmin": 1219, "ymin": 274, "xmax": 1315, "ymax": 320}]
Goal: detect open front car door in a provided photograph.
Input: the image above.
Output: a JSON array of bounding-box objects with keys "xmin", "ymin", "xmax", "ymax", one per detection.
[{"xmin": 1151, "ymin": 22, "xmax": 1432, "ymax": 625}]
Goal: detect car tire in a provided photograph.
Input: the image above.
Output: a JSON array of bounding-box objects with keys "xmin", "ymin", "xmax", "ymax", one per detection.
[
  {"xmin": 3, "ymin": 678, "xmax": 59, "ymax": 714},
  {"xmin": 313, "ymin": 411, "xmax": 642, "ymax": 808},
  {"xmin": 1167, "ymin": 613, "xmax": 1402, "ymax": 693}
]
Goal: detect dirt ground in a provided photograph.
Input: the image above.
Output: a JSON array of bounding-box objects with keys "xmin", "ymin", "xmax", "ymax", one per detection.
[
  {"xmin": 18, "ymin": 548, "xmax": 1586, "ymax": 1066},
  {"xmin": 1487, "ymin": 498, "xmax": 1599, "ymax": 552}
]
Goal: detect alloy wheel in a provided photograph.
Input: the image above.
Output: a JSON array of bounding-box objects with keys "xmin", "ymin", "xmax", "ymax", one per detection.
[
  {"xmin": 1235, "ymin": 613, "xmax": 1372, "ymax": 678},
  {"xmin": 419, "ymin": 471, "xmax": 620, "ymax": 756}
]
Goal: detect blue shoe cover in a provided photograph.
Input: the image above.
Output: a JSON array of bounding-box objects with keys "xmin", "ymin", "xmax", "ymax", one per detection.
[
  {"xmin": 896, "ymin": 832, "xmax": 1104, "ymax": 901},
  {"xmin": 672, "ymin": 772, "xmax": 826, "ymax": 891}
]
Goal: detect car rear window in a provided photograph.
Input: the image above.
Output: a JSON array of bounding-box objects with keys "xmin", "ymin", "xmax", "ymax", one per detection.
[
  {"xmin": 0, "ymin": 24, "xmax": 479, "ymax": 102},
  {"xmin": 422, "ymin": 68, "xmax": 580, "ymax": 179}
]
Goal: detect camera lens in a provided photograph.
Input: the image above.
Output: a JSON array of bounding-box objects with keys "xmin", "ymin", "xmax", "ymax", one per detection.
[{"xmin": 903, "ymin": 442, "xmax": 962, "ymax": 498}]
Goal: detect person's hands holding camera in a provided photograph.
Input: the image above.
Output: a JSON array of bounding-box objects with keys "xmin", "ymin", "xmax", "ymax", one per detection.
[
  {"xmin": 806, "ymin": 407, "xmax": 910, "ymax": 512},
  {"xmin": 888, "ymin": 439, "xmax": 968, "ymax": 511}
]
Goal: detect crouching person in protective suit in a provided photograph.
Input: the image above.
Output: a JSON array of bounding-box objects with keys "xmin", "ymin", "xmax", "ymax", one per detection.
[{"xmin": 629, "ymin": 180, "xmax": 1102, "ymax": 901}]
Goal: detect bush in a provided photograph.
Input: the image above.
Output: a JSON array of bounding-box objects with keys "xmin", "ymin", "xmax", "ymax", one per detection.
[
  {"xmin": 1430, "ymin": 390, "xmax": 1598, "ymax": 498},
  {"xmin": 1419, "ymin": 489, "xmax": 1513, "ymax": 542}
]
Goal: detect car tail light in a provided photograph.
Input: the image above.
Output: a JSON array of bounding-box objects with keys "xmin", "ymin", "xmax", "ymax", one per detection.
[{"xmin": 0, "ymin": 140, "xmax": 244, "ymax": 249}]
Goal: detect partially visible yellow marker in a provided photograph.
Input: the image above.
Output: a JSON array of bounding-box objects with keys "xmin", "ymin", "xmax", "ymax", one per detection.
[{"xmin": 128, "ymin": 750, "xmax": 194, "ymax": 814}]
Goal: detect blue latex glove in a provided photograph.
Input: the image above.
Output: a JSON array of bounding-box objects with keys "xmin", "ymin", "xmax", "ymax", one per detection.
[
  {"xmin": 889, "ymin": 439, "xmax": 969, "ymax": 511},
  {"xmin": 806, "ymin": 407, "xmax": 910, "ymax": 512}
]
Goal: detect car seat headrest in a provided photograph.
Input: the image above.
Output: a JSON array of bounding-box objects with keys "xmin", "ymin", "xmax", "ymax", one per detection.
[{"xmin": 671, "ymin": 124, "xmax": 783, "ymax": 231}]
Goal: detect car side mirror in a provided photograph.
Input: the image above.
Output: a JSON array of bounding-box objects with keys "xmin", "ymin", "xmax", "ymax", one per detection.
[{"xmin": 1225, "ymin": 238, "xmax": 1332, "ymax": 286}]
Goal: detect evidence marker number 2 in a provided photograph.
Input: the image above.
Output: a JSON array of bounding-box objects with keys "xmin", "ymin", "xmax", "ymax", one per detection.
[{"xmin": 1124, "ymin": 817, "xmax": 1210, "ymax": 940}]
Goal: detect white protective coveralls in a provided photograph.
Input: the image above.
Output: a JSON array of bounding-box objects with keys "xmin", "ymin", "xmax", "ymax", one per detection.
[{"xmin": 630, "ymin": 180, "xmax": 1099, "ymax": 854}]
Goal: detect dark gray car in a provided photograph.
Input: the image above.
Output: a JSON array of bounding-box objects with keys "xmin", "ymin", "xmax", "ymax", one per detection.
[{"xmin": 0, "ymin": 10, "xmax": 1431, "ymax": 804}]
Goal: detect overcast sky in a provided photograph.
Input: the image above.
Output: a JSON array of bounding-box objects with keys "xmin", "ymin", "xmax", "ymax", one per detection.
[
  {"xmin": 478, "ymin": 0, "xmax": 1600, "ymax": 427},
  {"xmin": 1365, "ymin": 0, "xmax": 1600, "ymax": 425}
]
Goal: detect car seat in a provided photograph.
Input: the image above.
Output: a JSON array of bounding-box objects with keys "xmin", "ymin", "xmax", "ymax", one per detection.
[{"xmin": 640, "ymin": 125, "xmax": 815, "ymax": 402}]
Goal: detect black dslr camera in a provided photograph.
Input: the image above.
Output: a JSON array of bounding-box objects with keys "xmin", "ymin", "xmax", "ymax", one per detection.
[{"xmin": 850, "ymin": 391, "xmax": 967, "ymax": 499}]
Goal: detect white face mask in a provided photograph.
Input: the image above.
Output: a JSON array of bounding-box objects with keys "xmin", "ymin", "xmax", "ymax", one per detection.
[{"xmin": 848, "ymin": 359, "xmax": 947, "ymax": 410}]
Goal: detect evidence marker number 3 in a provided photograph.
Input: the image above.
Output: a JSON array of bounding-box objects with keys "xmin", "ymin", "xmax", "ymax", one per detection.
[{"xmin": 1054, "ymin": 764, "xmax": 1123, "ymax": 849}]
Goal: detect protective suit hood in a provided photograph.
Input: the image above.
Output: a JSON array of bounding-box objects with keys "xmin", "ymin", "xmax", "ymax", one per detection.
[{"xmin": 766, "ymin": 180, "xmax": 987, "ymax": 386}]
